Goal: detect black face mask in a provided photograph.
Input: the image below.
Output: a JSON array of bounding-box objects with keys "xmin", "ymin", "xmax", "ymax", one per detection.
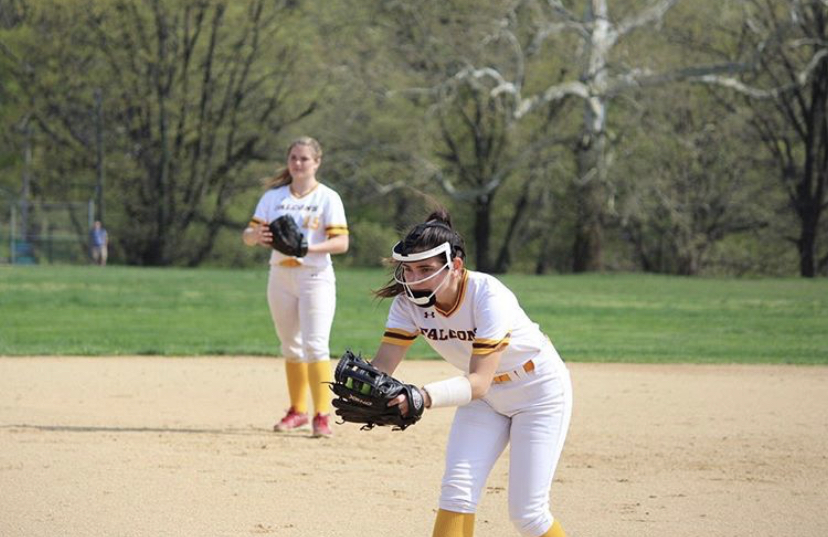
[{"xmin": 408, "ymin": 288, "xmax": 437, "ymax": 308}]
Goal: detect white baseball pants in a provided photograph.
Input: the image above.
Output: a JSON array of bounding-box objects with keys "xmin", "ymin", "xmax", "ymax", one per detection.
[
  {"xmin": 438, "ymin": 351, "xmax": 573, "ymax": 537},
  {"xmin": 267, "ymin": 264, "xmax": 336, "ymax": 363}
]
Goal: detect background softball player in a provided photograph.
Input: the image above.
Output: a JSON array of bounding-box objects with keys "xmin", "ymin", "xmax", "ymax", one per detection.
[
  {"xmin": 243, "ymin": 136, "xmax": 349, "ymax": 438},
  {"xmin": 371, "ymin": 210, "xmax": 572, "ymax": 537}
]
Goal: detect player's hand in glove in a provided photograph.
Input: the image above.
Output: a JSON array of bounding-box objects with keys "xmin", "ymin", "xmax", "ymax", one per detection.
[
  {"xmin": 329, "ymin": 350, "xmax": 425, "ymax": 431},
  {"xmin": 268, "ymin": 215, "xmax": 308, "ymax": 257}
]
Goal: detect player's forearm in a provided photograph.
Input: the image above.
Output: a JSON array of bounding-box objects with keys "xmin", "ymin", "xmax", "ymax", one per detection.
[
  {"xmin": 370, "ymin": 342, "xmax": 406, "ymax": 375},
  {"xmin": 307, "ymin": 235, "xmax": 349, "ymax": 255},
  {"xmin": 466, "ymin": 350, "xmax": 502, "ymax": 399},
  {"xmin": 466, "ymin": 371, "xmax": 495, "ymax": 399}
]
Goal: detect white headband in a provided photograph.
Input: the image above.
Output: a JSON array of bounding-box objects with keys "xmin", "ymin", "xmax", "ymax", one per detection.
[{"xmin": 391, "ymin": 241, "xmax": 452, "ymax": 263}]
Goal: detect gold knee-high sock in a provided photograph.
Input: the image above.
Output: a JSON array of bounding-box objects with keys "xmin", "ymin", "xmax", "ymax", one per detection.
[
  {"xmin": 284, "ymin": 361, "xmax": 309, "ymax": 414},
  {"xmin": 431, "ymin": 509, "xmax": 475, "ymax": 537},
  {"xmin": 307, "ymin": 360, "xmax": 333, "ymax": 415},
  {"xmin": 539, "ymin": 519, "xmax": 567, "ymax": 537}
]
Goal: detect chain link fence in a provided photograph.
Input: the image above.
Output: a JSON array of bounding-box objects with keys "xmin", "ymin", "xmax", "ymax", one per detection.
[{"xmin": 2, "ymin": 200, "xmax": 95, "ymax": 265}]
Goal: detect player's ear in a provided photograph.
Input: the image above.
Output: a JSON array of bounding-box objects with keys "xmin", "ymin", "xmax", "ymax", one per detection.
[{"xmin": 452, "ymin": 256, "xmax": 464, "ymax": 271}]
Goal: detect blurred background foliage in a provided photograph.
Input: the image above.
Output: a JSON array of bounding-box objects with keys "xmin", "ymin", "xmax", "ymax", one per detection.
[{"xmin": 1, "ymin": 0, "xmax": 826, "ymax": 276}]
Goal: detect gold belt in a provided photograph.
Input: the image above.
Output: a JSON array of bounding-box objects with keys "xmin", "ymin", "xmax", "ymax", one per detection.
[
  {"xmin": 278, "ymin": 258, "xmax": 302, "ymax": 268},
  {"xmin": 492, "ymin": 360, "xmax": 535, "ymax": 384}
]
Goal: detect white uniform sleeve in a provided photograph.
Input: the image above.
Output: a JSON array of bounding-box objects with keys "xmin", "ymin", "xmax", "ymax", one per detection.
[
  {"xmin": 381, "ymin": 296, "xmax": 419, "ymax": 348},
  {"xmin": 472, "ymin": 278, "xmax": 513, "ymax": 355},
  {"xmin": 324, "ymin": 190, "xmax": 348, "ymax": 237},
  {"xmin": 250, "ymin": 191, "xmax": 272, "ymax": 226}
]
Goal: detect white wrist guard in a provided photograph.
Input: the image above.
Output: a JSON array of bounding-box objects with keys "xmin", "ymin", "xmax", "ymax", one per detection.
[{"xmin": 423, "ymin": 376, "xmax": 472, "ymax": 408}]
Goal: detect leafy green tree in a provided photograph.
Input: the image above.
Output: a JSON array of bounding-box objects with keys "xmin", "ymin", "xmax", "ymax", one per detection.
[
  {"xmin": 0, "ymin": 0, "xmax": 29, "ymax": 202},
  {"xmin": 616, "ymin": 83, "xmax": 772, "ymax": 275}
]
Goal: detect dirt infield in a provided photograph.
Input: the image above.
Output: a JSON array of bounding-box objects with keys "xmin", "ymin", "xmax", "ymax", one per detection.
[{"xmin": 1, "ymin": 357, "xmax": 826, "ymax": 537}]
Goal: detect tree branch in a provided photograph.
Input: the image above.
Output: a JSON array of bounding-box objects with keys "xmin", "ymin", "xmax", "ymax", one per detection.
[
  {"xmin": 514, "ymin": 80, "xmax": 589, "ymax": 118},
  {"xmin": 616, "ymin": 0, "xmax": 681, "ymax": 38}
]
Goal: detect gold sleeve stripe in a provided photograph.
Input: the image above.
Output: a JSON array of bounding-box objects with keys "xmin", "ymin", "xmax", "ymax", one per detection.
[
  {"xmin": 472, "ymin": 340, "xmax": 510, "ymax": 351},
  {"xmin": 326, "ymin": 225, "xmax": 349, "ymax": 235},
  {"xmin": 381, "ymin": 335, "xmax": 417, "ymax": 347},
  {"xmin": 472, "ymin": 342, "xmax": 510, "ymax": 355},
  {"xmin": 383, "ymin": 329, "xmax": 418, "ymax": 341},
  {"xmin": 473, "ymin": 333, "xmax": 511, "ymax": 347},
  {"xmin": 382, "ymin": 328, "xmax": 418, "ymax": 347},
  {"xmin": 249, "ymin": 217, "xmax": 265, "ymax": 227},
  {"xmin": 472, "ymin": 334, "xmax": 511, "ymax": 355}
]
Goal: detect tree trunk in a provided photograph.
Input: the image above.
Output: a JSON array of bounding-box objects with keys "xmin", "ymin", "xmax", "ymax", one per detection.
[
  {"xmin": 572, "ymin": 179, "xmax": 604, "ymax": 272},
  {"xmin": 571, "ymin": 2, "xmax": 611, "ymax": 272},
  {"xmin": 797, "ymin": 208, "xmax": 818, "ymax": 278},
  {"xmin": 572, "ymin": 112, "xmax": 607, "ymax": 272},
  {"xmin": 474, "ymin": 195, "xmax": 492, "ymax": 272},
  {"xmin": 494, "ymin": 178, "xmax": 535, "ymax": 273}
]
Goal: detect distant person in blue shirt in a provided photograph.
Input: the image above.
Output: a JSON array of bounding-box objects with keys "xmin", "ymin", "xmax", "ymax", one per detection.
[{"xmin": 90, "ymin": 220, "xmax": 109, "ymax": 266}]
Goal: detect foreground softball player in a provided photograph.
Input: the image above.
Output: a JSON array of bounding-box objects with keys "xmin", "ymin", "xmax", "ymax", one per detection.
[
  {"xmin": 370, "ymin": 210, "xmax": 572, "ymax": 537},
  {"xmin": 243, "ymin": 136, "xmax": 349, "ymax": 438}
]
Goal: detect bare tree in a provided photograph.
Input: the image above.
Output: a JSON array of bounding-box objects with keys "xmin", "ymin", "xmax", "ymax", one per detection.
[
  {"xmin": 730, "ymin": 1, "xmax": 828, "ymax": 277},
  {"xmin": 97, "ymin": 0, "xmax": 318, "ymax": 265},
  {"xmin": 439, "ymin": 0, "xmax": 770, "ymax": 272},
  {"xmin": 354, "ymin": 0, "xmax": 573, "ymax": 271},
  {"xmin": 2, "ymin": 0, "xmax": 316, "ymax": 265}
]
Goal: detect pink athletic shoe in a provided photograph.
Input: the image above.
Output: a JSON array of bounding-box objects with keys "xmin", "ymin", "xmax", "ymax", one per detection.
[
  {"xmin": 273, "ymin": 407, "xmax": 310, "ymax": 432},
  {"xmin": 312, "ymin": 413, "xmax": 333, "ymax": 438}
]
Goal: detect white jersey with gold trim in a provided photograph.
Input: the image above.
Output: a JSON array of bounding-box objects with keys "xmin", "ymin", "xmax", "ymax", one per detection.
[
  {"xmin": 382, "ymin": 270, "xmax": 555, "ymax": 374},
  {"xmin": 249, "ymin": 183, "xmax": 348, "ymax": 269}
]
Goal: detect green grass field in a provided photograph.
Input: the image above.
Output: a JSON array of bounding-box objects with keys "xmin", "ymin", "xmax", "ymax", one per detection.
[{"xmin": 1, "ymin": 265, "xmax": 826, "ymax": 364}]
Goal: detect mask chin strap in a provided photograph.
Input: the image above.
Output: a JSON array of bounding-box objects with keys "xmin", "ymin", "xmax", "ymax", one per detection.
[{"xmin": 391, "ymin": 242, "xmax": 453, "ymax": 307}]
